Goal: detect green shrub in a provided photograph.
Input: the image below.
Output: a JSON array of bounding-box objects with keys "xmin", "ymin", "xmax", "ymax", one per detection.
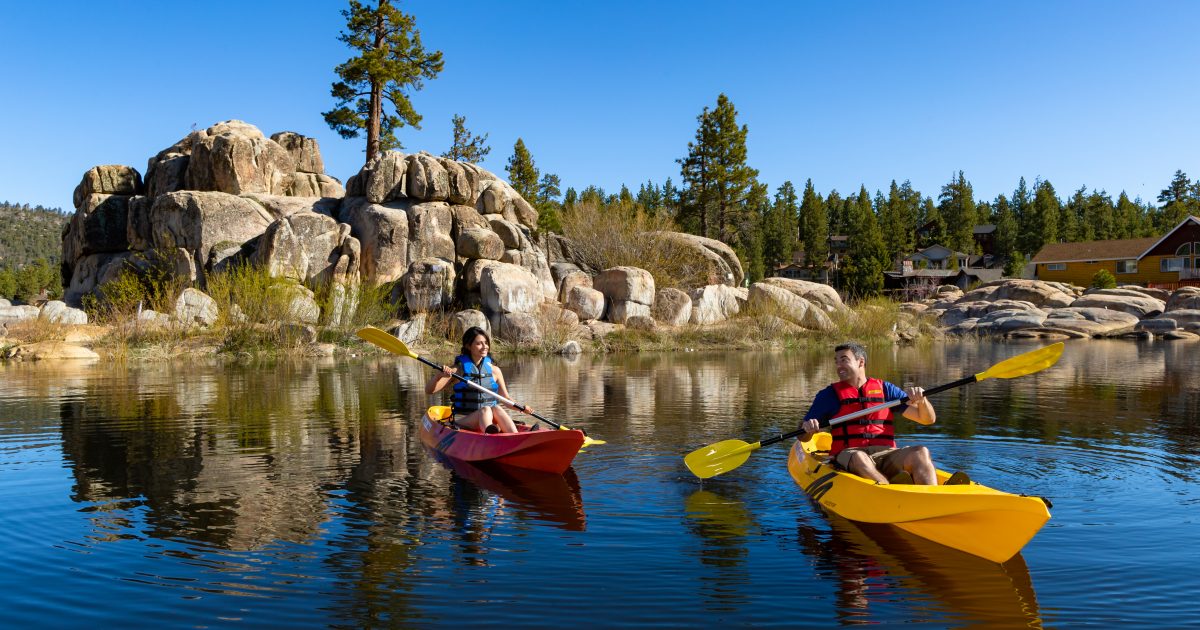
[{"xmin": 1090, "ymin": 269, "xmax": 1117, "ymax": 289}]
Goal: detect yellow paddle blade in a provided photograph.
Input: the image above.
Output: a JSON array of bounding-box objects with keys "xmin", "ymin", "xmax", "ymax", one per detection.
[
  {"xmin": 567, "ymin": 426, "xmax": 607, "ymax": 447},
  {"xmin": 976, "ymin": 342, "xmax": 1064, "ymax": 381},
  {"xmin": 684, "ymin": 439, "xmax": 761, "ymax": 479},
  {"xmin": 356, "ymin": 326, "xmax": 419, "ymax": 359}
]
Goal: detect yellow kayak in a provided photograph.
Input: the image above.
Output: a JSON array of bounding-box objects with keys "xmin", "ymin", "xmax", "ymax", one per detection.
[{"xmin": 788, "ymin": 433, "xmax": 1051, "ymax": 563}]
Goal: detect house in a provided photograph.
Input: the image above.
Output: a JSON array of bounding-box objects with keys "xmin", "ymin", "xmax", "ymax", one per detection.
[
  {"xmin": 772, "ymin": 235, "xmax": 851, "ymax": 283},
  {"xmin": 905, "ymin": 244, "xmax": 973, "ymax": 270},
  {"xmin": 916, "ymin": 222, "xmax": 998, "ymax": 256},
  {"xmin": 1030, "ymin": 215, "xmax": 1200, "ymax": 287}
]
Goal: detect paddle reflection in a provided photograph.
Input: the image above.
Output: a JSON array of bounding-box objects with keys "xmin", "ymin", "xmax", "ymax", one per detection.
[
  {"xmin": 798, "ymin": 508, "xmax": 1043, "ymax": 627},
  {"xmin": 683, "ymin": 489, "xmax": 757, "ymax": 612}
]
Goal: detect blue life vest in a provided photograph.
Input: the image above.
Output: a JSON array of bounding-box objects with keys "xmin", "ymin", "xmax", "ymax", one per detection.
[{"xmin": 451, "ymin": 354, "xmax": 499, "ymax": 414}]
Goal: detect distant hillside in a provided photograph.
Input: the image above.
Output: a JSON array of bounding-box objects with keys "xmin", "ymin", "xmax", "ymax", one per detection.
[{"xmin": 0, "ymin": 201, "xmax": 68, "ymax": 269}]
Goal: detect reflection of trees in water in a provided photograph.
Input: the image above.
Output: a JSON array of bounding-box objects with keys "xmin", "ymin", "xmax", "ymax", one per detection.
[{"xmin": 59, "ymin": 359, "xmax": 425, "ymax": 552}]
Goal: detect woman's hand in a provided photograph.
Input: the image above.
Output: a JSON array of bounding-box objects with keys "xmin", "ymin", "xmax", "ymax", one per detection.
[{"xmin": 441, "ymin": 364, "xmax": 453, "ymax": 376}]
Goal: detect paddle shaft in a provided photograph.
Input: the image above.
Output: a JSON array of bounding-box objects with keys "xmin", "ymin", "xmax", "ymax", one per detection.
[
  {"xmin": 418, "ymin": 354, "xmax": 567, "ymax": 430},
  {"xmin": 754, "ymin": 374, "xmax": 978, "ymax": 448}
]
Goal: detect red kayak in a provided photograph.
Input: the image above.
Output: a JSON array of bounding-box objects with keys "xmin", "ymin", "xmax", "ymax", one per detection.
[{"xmin": 420, "ymin": 406, "xmax": 585, "ymax": 474}]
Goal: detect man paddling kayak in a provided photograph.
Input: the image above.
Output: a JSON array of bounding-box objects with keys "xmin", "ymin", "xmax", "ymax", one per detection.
[
  {"xmin": 425, "ymin": 326, "xmax": 532, "ymax": 434},
  {"xmin": 799, "ymin": 342, "xmax": 965, "ymax": 486}
]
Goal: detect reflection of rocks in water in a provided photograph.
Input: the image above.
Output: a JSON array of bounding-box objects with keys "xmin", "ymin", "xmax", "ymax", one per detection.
[{"xmin": 57, "ymin": 359, "xmax": 437, "ymax": 552}]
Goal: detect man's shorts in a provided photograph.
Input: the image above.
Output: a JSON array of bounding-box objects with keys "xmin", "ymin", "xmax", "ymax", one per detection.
[{"xmin": 834, "ymin": 445, "xmax": 921, "ymax": 478}]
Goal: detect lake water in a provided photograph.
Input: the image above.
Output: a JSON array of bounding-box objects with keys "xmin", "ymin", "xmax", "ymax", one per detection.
[{"xmin": 1, "ymin": 340, "xmax": 1197, "ymax": 627}]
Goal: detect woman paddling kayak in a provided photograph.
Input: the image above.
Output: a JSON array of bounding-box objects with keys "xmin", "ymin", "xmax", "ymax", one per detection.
[{"xmin": 425, "ymin": 326, "xmax": 532, "ymax": 434}]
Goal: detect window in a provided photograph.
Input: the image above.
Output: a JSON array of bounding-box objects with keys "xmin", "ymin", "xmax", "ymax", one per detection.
[
  {"xmin": 1176, "ymin": 243, "xmax": 1193, "ymax": 256},
  {"xmin": 1116, "ymin": 260, "xmax": 1137, "ymax": 274},
  {"xmin": 1161, "ymin": 257, "xmax": 1191, "ymax": 272},
  {"xmin": 1046, "ymin": 263, "xmax": 1066, "ymax": 271}
]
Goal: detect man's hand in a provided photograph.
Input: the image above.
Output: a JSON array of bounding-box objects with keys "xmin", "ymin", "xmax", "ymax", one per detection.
[
  {"xmin": 904, "ymin": 386, "xmax": 925, "ymax": 404},
  {"xmin": 800, "ymin": 418, "xmax": 821, "ymax": 436}
]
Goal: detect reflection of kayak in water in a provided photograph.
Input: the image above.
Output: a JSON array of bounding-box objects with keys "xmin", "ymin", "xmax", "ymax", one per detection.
[
  {"xmin": 420, "ymin": 406, "xmax": 584, "ymax": 474},
  {"xmin": 788, "ymin": 435, "xmax": 1051, "ymax": 563},
  {"xmin": 818, "ymin": 514, "xmax": 1042, "ymax": 626},
  {"xmin": 431, "ymin": 449, "xmax": 586, "ymax": 531}
]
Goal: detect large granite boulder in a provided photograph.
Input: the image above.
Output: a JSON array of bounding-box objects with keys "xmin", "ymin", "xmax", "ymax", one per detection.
[
  {"xmin": 148, "ymin": 191, "xmax": 273, "ymax": 276},
  {"xmin": 39, "ymin": 301, "xmax": 88, "ymax": 325},
  {"xmin": 594, "ymin": 266, "xmax": 655, "ymax": 324},
  {"xmin": 185, "ymin": 121, "xmax": 295, "ymax": 195},
  {"xmin": 4, "ymin": 341, "xmax": 99, "ymax": 361},
  {"xmin": 406, "ymin": 201, "xmax": 456, "ymax": 265},
  {"xmin": 63, "ymin": 252, "xmax": 133, "ymax": 305},
  {"xmin": 649, "ymin": 231, "xmax": 744, "ymax": 286},
  {"xmin": 400, "ymin": 258, "xmax": 456, "ymax": 313},
  {"xmin": 748, "ymin": 282, "xmax": 834, "ymax": 330},
  {"xmin": 759, "ymin": 277, "xmax": 846, "ymax": 312},
  {"xmin": 565, "ymin": 285, "xmax": 605, "ymax": 322},
  {"xmin": 1167, "ymin": 287, "xmax": 1200, "ymax": 312},
  {"xmin": 1071, "ymin": 290, "xmax": 1165, "ymax": 318},
  {"xmin": 690, "ymin": 284, "xmax": 742, "ymax": 325},
  {"xmin": 256, "ymin": 212, "xmax": 360, "ymax": 285},
  {"xmin": 480, "ymin": 262, "xmax": 542, "ymax": 315},
  {"xmin": 456, "ymin": 228, "xmax": 504, "ymax": 261},
  {"xmin": 652, "ymin": 288, "xmax": 692, "ymax": 327},
  {"xmin": 557, "ymin": 270, "xmax": 592, "ymax": 303},
  {"xmin": 1040, "ymin": 307, "xmax": 1140, "ymax": 336},
  {"xmin": 961, "ymin": 279, "xmax": 1078, "ymax": 308},
  {"xmin": 337, "ymin": 197, "xmax": 409, "ymax": 285},
  {"xmin": 495, "ymin": 312, "xmax": 540, "ymax": 344},
  {"xmin": 450, "ymin": 309, "xmax": 490, "ymax": 340},
  {"xmin": 1155, "ymin": 309, "xmax": 1200, "ymax": 326},
  {"xmin": 175, "ymin": 287, "xmax": 218, "ymax": 326}
]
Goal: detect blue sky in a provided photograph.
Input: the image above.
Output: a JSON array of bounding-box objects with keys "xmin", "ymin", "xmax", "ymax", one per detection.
[{"xmin": 3, "ymin": 1, "xmax": 1198, "ymax": 212}]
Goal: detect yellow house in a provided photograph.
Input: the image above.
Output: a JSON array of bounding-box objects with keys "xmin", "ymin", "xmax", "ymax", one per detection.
[{"xmin": 1031, "ymin": 215, "xmax": 1200, "ymax": 287}]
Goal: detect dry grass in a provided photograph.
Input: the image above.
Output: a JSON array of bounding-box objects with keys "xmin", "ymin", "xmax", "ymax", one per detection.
[{"xmin": 560, "ymin": 200, "xmax": 706, "ymax": 288}]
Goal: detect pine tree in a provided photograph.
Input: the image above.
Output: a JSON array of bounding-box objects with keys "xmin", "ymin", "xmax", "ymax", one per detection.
[
  {"xmin": 563, "ymin": 187, "xmax": 578, "ymax": 210},
  {"xmin": 1083, "ymin": 189, "xmax": 1115, "ymax": 241},
  {"xmin": 841, "ymin": 187, "xmax": 887, "ymax": 297},
  {"xmin": 505, "ymin": 138, "xmax": 540, "ymax": 201},
  {"xmin": 1157, "ymin": 170, "xmax": 1200, "ymax": 230},
  {"xmin": 826, "ymin": 189, "xmax": 849, "ymax": 236},
  {"xmin": 1012, "ymin": 177, "xmax": 1035, "ymax": 255},
  {"xmin": 1029, "ymin": 179, "xmax": 1060, "ymax": 253},
  {"xmin": 1062, "ymin": 186, "xmax": 1086, "ymax": 242},
  {"xmin": 324, "ymin": 0, "xmax": 444, "ymax": 163},
  {"xmin": 762, "ymin": 181, "xmax": 798, "ymax": 274},
  {"xmin": 677, "ymin": 94, "xmax": 760, "ymax": 242},
  {"xmin": 993, "ymin": 194, "xmax": 1024, "ymax": 277},
  {"xmin": 880, "ymin": 180, "xmax": 920, "ymax": 264},
  {"xmin": 1114, "ymin": 192, "xmax": 1149, "ymax": 238},
  {"xmin": 798, "ymin": 179, "xmax": 829, "ymax": 280},
  {"xmin": 441, "ymin": 113, "xmax": 490, "ymax": 163},
  {"xmin": 917, "ymin": 197, "xmax": 946, "ymax": 249},
  {"xmin": 937, "ymin": 171, "xmax": 978, "ymax": 254}
]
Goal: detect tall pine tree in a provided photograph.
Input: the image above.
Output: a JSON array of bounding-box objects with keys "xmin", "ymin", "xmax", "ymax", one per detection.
[
  {"xmin": 1029, "ymin": 179, "xmax": 1061, "ymax": 253},
  {"xmin": 798, "ymin": 179, "xmax": 829, "ymax": 279},
  {"xmin": 324, "ymin": 0, "xmax": 444, "ymax": 163},
  {"xmin": 841, "ymin": 186, "xmax": 887, "ymax": 297},
  {"xmin": 937, "ymin": 171, "xmax": 978, "ymax": 255},
  {"xmin": 762, "ymin": 181, "xmax": 798, "ymax": 274},
  {"xmin": 678, "ymin": 94, "xmax": 760, "ymax": 243}
]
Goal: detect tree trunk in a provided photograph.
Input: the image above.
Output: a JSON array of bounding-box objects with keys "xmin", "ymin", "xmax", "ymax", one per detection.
[{"xmin": 366, "ymin": 10, "xmax": 386, "ymax": 164}]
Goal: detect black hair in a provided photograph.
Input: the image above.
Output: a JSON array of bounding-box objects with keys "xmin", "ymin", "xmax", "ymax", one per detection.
[
  {"xmin": 460, "ymin": 326, "xmax": 494, "ymax": 362},
  {"xmin": 834, "ymin": 342, "xmax": 867, "ymax": 362}
]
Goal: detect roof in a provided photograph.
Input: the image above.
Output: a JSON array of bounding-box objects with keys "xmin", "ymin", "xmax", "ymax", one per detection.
[
  {"xmin": 973, "ymin": 224, "xmax": 996, "ymax": 234},
  {"xmin": 1031, "ymin": 236, "xmax": 1161, "ymax": 263},
  {"xmin": 1139, "ymin": 215, "xmax": 1200, "ymax": 258},
  {"xmin": 1032, "ymin": 215, "xmax": 1200, "ymax": 263}
]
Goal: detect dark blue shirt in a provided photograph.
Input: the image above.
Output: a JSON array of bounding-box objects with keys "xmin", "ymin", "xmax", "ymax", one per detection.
[{"xmin": 804, "ymin": 380, "xmax": 909, "ymax": 425}]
